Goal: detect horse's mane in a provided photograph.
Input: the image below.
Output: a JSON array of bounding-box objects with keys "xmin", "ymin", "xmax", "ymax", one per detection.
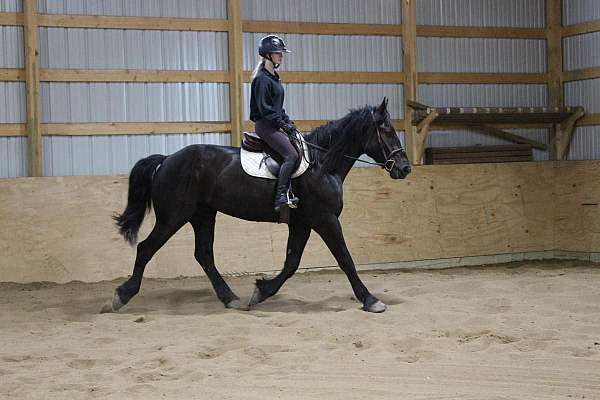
[{"xmin": 305, "ymin": 105, "xmax": 375, "ymax": 174}]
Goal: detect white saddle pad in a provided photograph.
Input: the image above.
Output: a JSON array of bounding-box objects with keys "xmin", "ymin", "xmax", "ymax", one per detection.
[{"xmin": 240, "ymin": 131, "xmax": 311, "ymax": 180}]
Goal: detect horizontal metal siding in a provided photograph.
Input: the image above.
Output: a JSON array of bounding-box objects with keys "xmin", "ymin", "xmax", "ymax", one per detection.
[
  {"xmin": 418, "ymin": 38, "xmax": 546, "ymax": 73},
  {"xmin": 563, "ymin": 32, "xmax": 600, "ymax": 71},
  {"xmin": 243, "ymin": 83, "xmax": 403, "ymax": 121},
  {"xmin": 41, "ymin": 82, "xmax": 230, "ymax": 122},
  {"xmin": 0, "ymin": 0, "xmax": 22, "ymax": 12},
  {"xmin": 563, "ymin": 0, "xmax": 600, "ymax": 25},
  {"xmin": 39, "ymin": 28, "xmax": 228, "ymax": 70},
  {"xmin": 244, "ymin": 33, "xmax": 402, "ymax": 72},
  {"xmin": 418, "ymin": 84, "xmax": 548, "ymax": 107},
  {"xmin": 565, "ymin": 79, "xmax": 600, "ymax": 113},
  {"xmin": 0, "ymin": 27, "xmax": 24, "ymax": 69},
  {"xmin": 43, "ymin": 133, "xmax": 230, "ymax": 176},
  {"xmin": 243, "ymin": 0, "xmax": 401, "ymax": 24},
  {"xmin": 427, "ymin": 129, "xmax": 550, "ymax": 161},
  {"xmin": 0, "ymin": 82, "xmax": 26, "ymax": 123},
  {"xmin": 0, "ymin": 137, "xmax": 27, "ymax": 178},
  {"xmin": 37, "ymin": 0, "xmax": 226, "ymax": 18},
  {"xmin": 567, "ymin": 126, "xmax": 600, "ymax": 160},
  {"xmin": 417, "ymin": 0, "xmax": 545, "ymax": 27}
]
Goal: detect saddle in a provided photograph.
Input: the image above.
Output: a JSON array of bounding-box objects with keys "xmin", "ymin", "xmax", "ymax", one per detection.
[{"xmin": 240, "ymin": 131, "xmax": 311, "ymax": 179}]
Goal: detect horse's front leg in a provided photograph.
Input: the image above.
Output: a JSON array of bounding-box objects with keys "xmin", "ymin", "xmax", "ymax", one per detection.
[
  {"xmin": 249, "ymin": 223, "xmax": 311, "ymax": 307},
  {"xmin": 314, "ymin": 214, "xmax": 386, "ymax": 313}
]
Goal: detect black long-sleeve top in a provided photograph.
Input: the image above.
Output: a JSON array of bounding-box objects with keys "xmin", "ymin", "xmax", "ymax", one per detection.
[{"xmin": 250, "ymin": 68, "xmax": 290, "ymax": 129}]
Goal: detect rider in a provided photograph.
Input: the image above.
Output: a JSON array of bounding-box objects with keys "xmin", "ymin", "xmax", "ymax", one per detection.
[{"xmin": 250, "ymin": 34, "xmax": 299, "ymax": 212}]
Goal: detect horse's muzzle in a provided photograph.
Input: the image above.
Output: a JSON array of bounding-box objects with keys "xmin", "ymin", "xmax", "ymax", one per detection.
[{"xmin": 390, "ymin": 163, "xmax": 411, "ymax": 179}]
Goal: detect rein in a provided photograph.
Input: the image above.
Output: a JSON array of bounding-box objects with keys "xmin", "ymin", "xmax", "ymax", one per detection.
[{"xmin": 290, "ymin": 111, "xmax": 403, "ymax": 171}]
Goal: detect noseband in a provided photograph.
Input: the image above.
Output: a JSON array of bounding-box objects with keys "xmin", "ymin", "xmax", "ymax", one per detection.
[{"xmin": 370, "ymin": 111, "xmax": 405, "ymax": 172}]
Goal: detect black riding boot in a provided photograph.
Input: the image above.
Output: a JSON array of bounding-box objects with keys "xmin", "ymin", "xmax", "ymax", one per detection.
[{"xmin": 274, "ymin": 160, "xmax": 299, "ymax": 211}]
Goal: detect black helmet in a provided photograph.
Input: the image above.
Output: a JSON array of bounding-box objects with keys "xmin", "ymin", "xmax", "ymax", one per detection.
[{"xmin": 258, "ymin": 35, "xmax": 291, "ymax": 57}]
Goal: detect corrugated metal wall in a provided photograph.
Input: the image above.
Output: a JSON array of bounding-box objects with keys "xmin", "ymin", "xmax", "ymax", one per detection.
[
  {"xmin": 416, "ymin": 0, "xmax": 545, "ymax": 27},
  {"xmin": 37, "ymin": 0, "xmax": 227, "ymax": 18},
  {"xmin": 242, "ymin": 0, "xmax": 401, "ymax": 24},
  {"xmin": 0, "ymin": 0, "xmax": 22, "ymax": 13},
  {"xmin": 416, "ymin": 0, "xmax": 550, "ymax": 161},
  {"xmin": 418, "ymin": 38, "xmax": 546, "ymax": 73},
  {"xmin": 563, "ymin": 0, "xmax": 600, "ymax": 161},
  {"xmin": 563, "ymin": 0, "xmax": 600, "ymax": 25}
]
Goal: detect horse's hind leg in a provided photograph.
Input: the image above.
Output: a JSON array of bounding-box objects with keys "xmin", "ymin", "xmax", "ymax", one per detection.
[
  {"xmin": 249, "ymin": 223, "xmax": 311, "ymax": 307},
  {"xmin": 190, "ymin": 208, "xmax": 243, "ymax": 309},
  {"xmin": 112, "ymin": 220, "xmax": 186, "ymax": 311}
]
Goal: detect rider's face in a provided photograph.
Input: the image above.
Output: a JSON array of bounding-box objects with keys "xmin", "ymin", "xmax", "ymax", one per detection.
[{"xmin": 270, "ymin": 52, "xmax": 283, "ymax": 64}]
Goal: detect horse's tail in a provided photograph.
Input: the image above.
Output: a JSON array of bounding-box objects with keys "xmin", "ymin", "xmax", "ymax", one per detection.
[{"xmin": 113, "ymin": 154, "xmax": 166, "ymax": 246}]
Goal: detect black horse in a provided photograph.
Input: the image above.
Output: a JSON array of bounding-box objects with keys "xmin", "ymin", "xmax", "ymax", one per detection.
[{"xmin": 112, "ymin": 97, "xmax": 411, "ymax": 313}]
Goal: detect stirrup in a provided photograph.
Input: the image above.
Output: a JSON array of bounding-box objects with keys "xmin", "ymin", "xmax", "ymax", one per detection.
[{"xmin": 275, "ymin": 189, "xmax": 299, "ymax": 211}]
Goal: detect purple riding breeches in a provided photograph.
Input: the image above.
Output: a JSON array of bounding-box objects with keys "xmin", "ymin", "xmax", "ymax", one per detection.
[{"xmin": 254, "ymin": 119, "xmax": 298, "ymax": 164}]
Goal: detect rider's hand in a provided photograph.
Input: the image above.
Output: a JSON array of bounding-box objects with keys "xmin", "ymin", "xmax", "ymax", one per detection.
[{"xmin": 280, "ymin": 122, "xmax": 297, "ymax": 136}]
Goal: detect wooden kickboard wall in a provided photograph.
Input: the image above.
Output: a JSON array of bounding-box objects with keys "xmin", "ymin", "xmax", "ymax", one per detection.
[{"xmin": 0, "ymin": 161, "xmax": 598, "ymax": 283}]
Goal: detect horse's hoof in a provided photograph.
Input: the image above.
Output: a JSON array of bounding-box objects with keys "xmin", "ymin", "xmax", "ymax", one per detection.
[
  {"xmin": 364, "ymin": 300, "xmax": 387, "ymax": 313},
  {"xmin": 226, "ymin": 299, "xmax": 249, "ymax": 311},
  {"xmin": 111, "ymin": 291, "xmax": 125, "ymax": 312},
  {"xmin": 248, "ymin": 286, "xmax": 264, "ymax": 307}
]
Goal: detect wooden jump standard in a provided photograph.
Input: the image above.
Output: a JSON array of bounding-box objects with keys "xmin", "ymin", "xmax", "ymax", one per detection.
[{"xmin": 407, "ymin": 100, "xmax": 585, "ymax": 165}]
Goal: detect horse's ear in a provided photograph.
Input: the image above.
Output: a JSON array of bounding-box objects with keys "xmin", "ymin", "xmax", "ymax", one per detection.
[{"xmin": 376, "ymin": 97, "xmax": 388, "ymax": 114}]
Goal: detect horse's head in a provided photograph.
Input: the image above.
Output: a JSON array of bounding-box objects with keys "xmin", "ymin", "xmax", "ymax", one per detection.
[{"xmin": 364, "ymin": 97, "xmax": 411, "ymax": 179}]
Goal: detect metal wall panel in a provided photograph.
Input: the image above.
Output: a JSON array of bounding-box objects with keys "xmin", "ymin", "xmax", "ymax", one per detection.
[
  {"xmin": 43, "ymin": 133, "xmax": 230, "ymax": 176},
  {"xmin": 418, "ymin": 37, "xmax": 546, "ymax": 73},
  {"xmin": 243, "ymin": 83, "xmax": 403, "ymax": 121},
  {"xmin": 0, "ymin": 82, "xmax": 26, "ymax": 123},
  {"xmin": 565, "ymin": 79, "xmax": 600, "ymax": 113},
  {"xmin": 41, "ymin": 82, "xmax": 230, "ymax": 122},
  {"xmin": 39, "ymin": 28, "xmax": 228, "ymax": 70},
  {"xmin": 0, "ymin": 137, "xmax": 28, "ymax": 178},
  {"xmin": 37, "ymin": 0, "xmax": 226, "ymax": 18},
  {"xmin": 563, "ymin": 32, "xmax": 600, "ymax": 71},
  {"xmin": 242, "ymin": 0, "xmax": 401, "ymax": 24},
  {"xmin": 427, "ymin": 129, "xmax": 550, "ymax": 161},
  {"xmin": 0, "ymin": 27, "xmax": 24, "ymax": 69},
  {"xmin": 417, "ymin": 0, "xmax": 545, "ymax": 27},
  {"xmin": 0, "ymin": 0, "xmax": 22, "ymax": 12},
  {"xmin": 567, "ymin": 125, "xmax": 600, "ymax": 160},
  {"xmin": 418, "ymin": 84, "xmax": 548, "ymax": 107},
  {"xmin": 563, "ymin": 0, "xmax": 600, "ymax": 25},
  {"xmin": 244, "ymin": 32, "xmax": 402, "ymax": 72}
]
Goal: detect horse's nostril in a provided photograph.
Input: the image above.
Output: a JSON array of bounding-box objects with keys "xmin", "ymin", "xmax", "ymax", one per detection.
[{"xmin": 402, "ymin": 165, "xmax": 412, "ymax": 175}]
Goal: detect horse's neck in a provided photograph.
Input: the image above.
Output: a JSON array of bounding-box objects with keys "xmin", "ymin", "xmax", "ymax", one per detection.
[{"xmin": 312, "ymin": 127, "xmax": 363, "ymax": 182}]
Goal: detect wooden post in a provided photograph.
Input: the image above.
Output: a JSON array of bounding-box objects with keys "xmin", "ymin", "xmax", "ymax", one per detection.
[
  {"xmin": 227, "ymin": 0, "xmax": 244, "ymax": 147},
  {"xmin": 23, "ymin": 0, "xmax": 42, "ymax": 176},
  {"xmin": 547, "ymin": 0, "xmax": 564, "ymax": 160},
  {"xmin": 402, "ymin": 0, "xmax": 418, "ymax": 165}
]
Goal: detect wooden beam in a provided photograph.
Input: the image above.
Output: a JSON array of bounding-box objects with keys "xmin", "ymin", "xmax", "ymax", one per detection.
[
  {"xmin": 0, "ymin": 123, "xmax": 26, "ymax": 136},
  {"xmin": 563, "ymin": 67, "xmax": 600, "ymax": 82},
  {"xmin": 0, "ymin": 68, "xmax": 24, "ymax": 81},
  {"xmin": 42, "ymin": 122, "xmax": 231, "ymax": 136},
  {"xmin": 23, "ymin": 1, "xmax": 42, "ymax": 177},
  {"xmin": 417, "ymin": 25, "xmax": 546, "ymax": 39},
  {"xmin": 402, "ymin": 0, "xmax": 418, "ymax": 165},
  {"xmin": 554, "ymin": 110, "xmax": 584, "ymax": 160},
  {"xmin": 419, "ymin": 72, "xmax": 548, "ymax": 84},
  {"xmin": 0, "ymin": 12, "xmax": 23, "ymax": 26},
  {"xmin": 546, "ymin": 0, "xmax": 563, "ymax": 108},
  {"xmin": 562, "ymin": 20, "xmax": 600, "ymax": 37},
  {"xmin": 471, "ymin": 125, "xmax": 547, "ymax": 150},
  {"xmin": 243, "ymin": 20, "xmax": 402, "ymax": 36},
  {"xmin": 243, "ymin": 119, "xmax": 405, "ymax": 132},
  {"xmin": 243, "ymin": 71, "xmax": 405, "ymax": 84},
  {"xmin": 227, "ymin": 0, "xmax": 244, "ymax": 147},
  {"xmin": 38, "ymin": 14, "xmax": 229, "ymax": 31},
  {"xmin": 578, "ymin": 114, "xmax": 600, "ymax": 126},
  {"xmin": 40, "ymin": 69, "xmax": 230, "ymax": 83},
  {"xmin": 414, "ymin": 110, "xmax": 438, "ymax": 165}
]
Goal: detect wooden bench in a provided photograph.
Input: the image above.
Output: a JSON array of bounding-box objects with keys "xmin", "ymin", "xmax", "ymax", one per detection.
[
  {"xmin": 425, "ymin": 144, "xmax": 533, "ymax": 165},
  {"xmin": 407, "ymin": 101, "xmax": 585, "ymax": 165}
]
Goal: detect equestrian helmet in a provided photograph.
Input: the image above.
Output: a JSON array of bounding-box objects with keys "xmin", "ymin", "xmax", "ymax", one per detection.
[{"xmin": 258, "ymin": 35, "xmax": 291, "ymax": 57}]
